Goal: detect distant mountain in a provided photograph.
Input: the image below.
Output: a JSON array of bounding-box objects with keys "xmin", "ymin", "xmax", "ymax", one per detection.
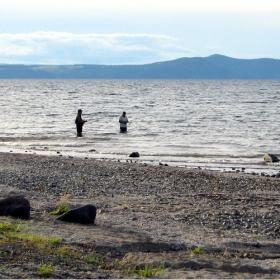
[{"xmin": 0, "ymin": 54, "xmax": 280, "ymax": 79}]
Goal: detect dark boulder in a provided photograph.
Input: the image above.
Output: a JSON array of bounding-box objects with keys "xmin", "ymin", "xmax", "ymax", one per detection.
[
  {"xmin": 57, "ymin": 204, "xmax": 96, "ymax": 224},
  {"xmin": 129, "ymin": 152, "xmax": 140, "ymax": 158},
  {"xmin": 0, "ymin": 195, "xmax": 30, "ymax": 219},
  {"xmin": 263, "ymin": 153, "xmax": 280, "ymax": 162}
]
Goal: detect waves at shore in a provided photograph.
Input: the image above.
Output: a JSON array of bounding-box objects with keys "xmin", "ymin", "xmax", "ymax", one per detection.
[{"xmin": 1, "ymin": 79, "xmax": 280, "ymax": 176}]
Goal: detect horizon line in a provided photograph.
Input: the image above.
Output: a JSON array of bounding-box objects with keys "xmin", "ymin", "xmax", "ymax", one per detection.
[{"xmin": 1, "ymin": 54, "xmax": 279, "ymax": 67}]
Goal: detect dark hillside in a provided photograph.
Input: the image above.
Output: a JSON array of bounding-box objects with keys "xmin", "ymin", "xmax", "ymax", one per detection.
[{"xmin": 0, "ymin": 55, "xmax": 280, "ymax": 79}]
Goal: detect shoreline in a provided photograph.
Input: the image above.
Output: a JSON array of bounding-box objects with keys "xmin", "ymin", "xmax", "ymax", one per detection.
[
  {"xmin": 2, "ymin": 148, "xmax": 280, "ymax": 178},
  {"xmin": 0, "ymin": 152, "xmax": 280, "ymax": 278}
]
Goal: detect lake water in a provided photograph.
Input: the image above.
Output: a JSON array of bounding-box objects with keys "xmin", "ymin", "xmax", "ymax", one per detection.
[{"xmin": 1, "ymin": 79, "xmax": 280, "ymax": 175}]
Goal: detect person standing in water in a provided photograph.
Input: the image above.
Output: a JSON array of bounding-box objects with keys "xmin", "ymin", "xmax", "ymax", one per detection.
[
  {"xmin": 75, "ymin": 109, "xmax": 87, "ymax": 137},
  {"xmin": 119, "ymin": 111, "xmax": 129, "ymax": 132}
]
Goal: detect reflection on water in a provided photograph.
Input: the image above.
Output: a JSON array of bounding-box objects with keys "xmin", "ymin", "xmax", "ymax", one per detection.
[{"xmin": 1, "ymin": 79, "xmax": 280, "ymax": 174}]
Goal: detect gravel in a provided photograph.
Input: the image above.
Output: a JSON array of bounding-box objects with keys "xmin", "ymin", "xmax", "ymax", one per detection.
[{"xmin": 0, "ymin": 152, "xmax": 279, "ymax": 278}]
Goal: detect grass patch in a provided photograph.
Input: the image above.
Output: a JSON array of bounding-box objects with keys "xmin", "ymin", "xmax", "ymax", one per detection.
[
  {"xmin": 8, "ymin": 232, "xmax": 63, "ymax": 245},
  {"xmin": 133, "ymin": 264, "xmax": 165, "ymax": 278},
  {"xmin": 49, "ymin": 194, "xmax": 71, "ymax": 215},
  {"xmin": 85, "ymin": 254, "xmax": 101, "ymax": 264},
  {"xmin": 0, "ymin": 220, "xmax": 63, "ymax": 250},
  {"xmin": 0, "ymin": 220, "xmax": 23, "ymax": 233},
  {"xmin": 55, "ymin": 244, "xmax": 83, "ymax": 259},
  {"xmin": 0, "ymin": 220, "xmax": 112, "ymax": 277},
  {"xmin": 123, "ymin": 264, "xmax": 165, "ymax": 278},
  {"xmin": 49, "ymin": 201, "xmax": 69, "ymax": 215},
  {"xmin": 0, "ymin": 265, "xmax": 5, "ymax": 271},
  {"xmin": 187, "ymin": 247, "xmax": 207, "ymax": 255},
  {"xmin": 251, "ymin": 234, "xmax": 259, "ymax": 239},
  {"xmin": 38, "ymin": 263, "xmax": 55, "ymax": 278}
]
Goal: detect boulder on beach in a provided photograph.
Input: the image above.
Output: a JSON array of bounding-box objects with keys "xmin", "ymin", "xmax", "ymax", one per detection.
[
  {"xmin": 263, "ymin": 153, "xmax": 280, "ymax": 162},
  {"xmin": 129, "ymin": 152, "xmax": 140, "ymax": 158},
  {"xmin": 0, "ymin": 195, "xmax": 30, "ymax": 219},
  {"xmin": 57, "ymin": 204, "xmax": 96, "ymax": 224}
]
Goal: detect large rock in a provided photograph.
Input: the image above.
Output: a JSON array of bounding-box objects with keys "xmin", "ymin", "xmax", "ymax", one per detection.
[
  {"xmin": 263, "ymin": 154, "xmax": 280, "ymax": 162},
  {"xmin": 0, "ymin": 195, "xmax": 30, "ymax": 219},
  {"xmin": 57, "ymin": 204, "xmax": 96, "ymax": 224},
  {"xmin": 129, "ymin": 152, "xmax": 140, "ymax": 157}
]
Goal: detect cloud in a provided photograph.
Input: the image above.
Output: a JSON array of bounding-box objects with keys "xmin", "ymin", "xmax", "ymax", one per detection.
[{"xmin": 0, "ymin": 32, "xmax": 193, "ymax": 65}]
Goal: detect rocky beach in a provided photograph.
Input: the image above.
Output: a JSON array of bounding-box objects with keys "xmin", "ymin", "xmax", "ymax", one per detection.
[{"xmin": 0, "ymin": 152, "xmax": 279, "ymax": 278}]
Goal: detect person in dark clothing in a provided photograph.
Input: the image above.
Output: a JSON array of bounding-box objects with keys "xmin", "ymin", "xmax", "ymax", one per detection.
[{"xmin": 75, "ymin": 109, "xmax": 87, "ymax": 137}]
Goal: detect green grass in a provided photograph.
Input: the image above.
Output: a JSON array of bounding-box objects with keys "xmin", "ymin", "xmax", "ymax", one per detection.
[
  {"xmin": 38, "ymin": 263, "xmax": 55, "ymax": 278},
  {"xmin": 0, "ymin": 265, "xmax": 5, "ymax": 271},
  {"xmin": 0, "ymin": 220, "xmax": 114, "ymax": 278},
  {"xmin": 11, "ymin": 232, "xmax": 62, "ymax": 245},
  {"xmin": 85, "ymin": 254, "xmax": 101, "ymax": 264},
  {"xmin": 187, "ymin": 247, "xmax": 207, "ymax": 255},
  {"xmin": 0, "ymin": 220, "xmax": 119, "ymax": 277},
  {"xmin": 49, "ymin": 202, "xmax": 69, "ymax": 215},
  {"xmin": 129, "ymin": 264, "xmax": 165, "ymax": 278},
  {"xmin": 55, "ymin": 244, "xmax": 84, "ymax": 259},
  {"xmin": 0, "ymin": 220, "xmax": 23, "ymax": 233},
  {"xmin": 0, "ymin": 220, "xmax": 63, "ymax": 250}
]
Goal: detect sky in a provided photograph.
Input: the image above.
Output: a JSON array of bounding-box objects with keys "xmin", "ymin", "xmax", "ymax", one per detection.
[{"xmin": 1, "ymin": 0, "xmax": 280, "ymax": 65}]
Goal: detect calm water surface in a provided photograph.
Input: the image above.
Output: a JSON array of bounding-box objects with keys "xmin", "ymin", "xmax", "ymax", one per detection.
[{"xmin": 1, "ymin": 79, "xmax": 280, "ymax": 174}]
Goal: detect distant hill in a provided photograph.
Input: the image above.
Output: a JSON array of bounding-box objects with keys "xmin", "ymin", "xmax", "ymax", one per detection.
[{"xmin": 0, "ymin": 54, "xmax": 280, "ymax": 79}]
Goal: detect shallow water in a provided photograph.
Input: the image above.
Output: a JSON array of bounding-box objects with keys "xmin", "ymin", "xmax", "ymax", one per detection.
[{"xmin": 1, "ymin": 79, "xmax": 280, "ymax": 174}]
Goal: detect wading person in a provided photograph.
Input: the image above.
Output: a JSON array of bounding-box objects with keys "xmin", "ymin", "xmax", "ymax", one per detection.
[
  {"xmin": 119, "ymin": 111, "xmax": 129, "ymax": 132},
  {"xmin": 75, "ymin": 109, "xmax": 87, "ymax": 137}
]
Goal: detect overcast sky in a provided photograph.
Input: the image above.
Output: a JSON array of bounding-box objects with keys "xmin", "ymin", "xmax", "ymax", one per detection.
[{"xmin": 1, "ymin": 0, "xmax": 280, "ymax": 65}]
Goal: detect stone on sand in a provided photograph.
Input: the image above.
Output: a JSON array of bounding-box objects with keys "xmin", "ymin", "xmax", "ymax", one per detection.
[
  {"xmin": 57, "ymin": 204, "xmax": 97, "ymax": 224},
  {"xmin": 0, "ymin": 195, "xmax": 30, "ymax": 219}
]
